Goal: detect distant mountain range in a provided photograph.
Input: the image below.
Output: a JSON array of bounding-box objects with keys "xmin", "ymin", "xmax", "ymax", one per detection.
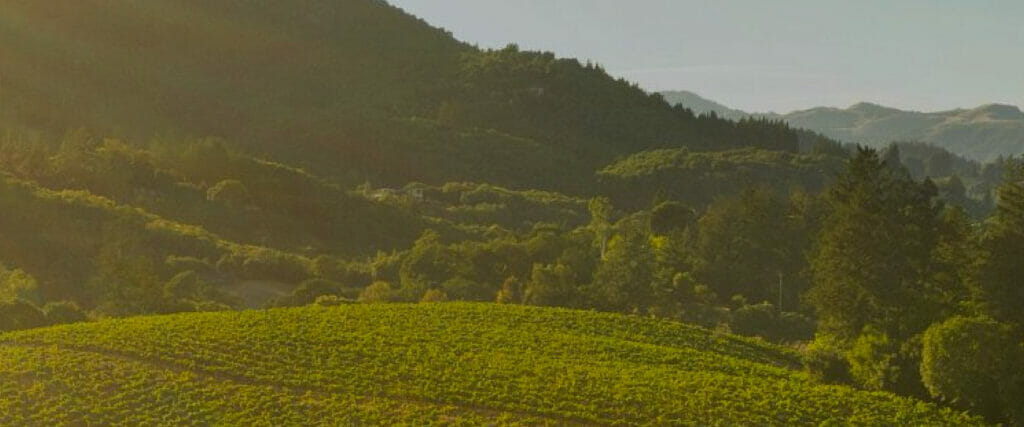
[{"xmin": 661, "ymin": 90, "xmax": 1024, "ymax": 161}]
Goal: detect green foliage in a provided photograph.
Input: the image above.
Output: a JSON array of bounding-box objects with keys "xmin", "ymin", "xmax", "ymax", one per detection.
[
  {"xmin": 649, "ymin": 201, "xmax": 696, "ymax": 235},
  {"xmin": 802, "ymin": 336, "xmax": 852, "ymax": 385},
  {"xmin": 398, "ymin": 230, "xmax": 458, "ymax": 300},
  {"xmin": 524, "ymin": 263, "xmax": 578, "ymax": 308},
  {"xmin": 89, "ymin": 230, "xmax": 167, "ymax": 317},
  {"xmin": 921, "ymin": 316, "xmax": 1024, "ymax": 424},
  {"xmin": 0, "ymin": 265, "xmax": 40, "ymax": 305},
  {"xmin": 0, "ymin": 304, "xmax": 982, "ymax": 425},
  {"xmin": 598, "ymin": 147, "xmax": 843, "ymax": 211},
  {"xmin": 976, "ymin": 159, "xmax": 1024, "ymax": 328},
  {"xmin": 847, "ymin": 327, "xmax": 900, "ymax": 391},
  {"xmin": 807, "ymin": 148, "xmax": 949, "ymax": 341},
  {"xmin": 0, "ymin": 0, "xmax": 1015, "ymax": 419},
  {"xmin": 0, "ymin": 299, "xmax": 48, "ymax": 333},
  {"xmin": 313, "ymin": 294, "xmax": 355, "ymax": 307},
  {"xmin": 728, "ymin": 303, "xmax": 815, "ymax": 344},
  {"xmin": 691, "ymin": 188, "xmax": 813, "ymax": 307},
  {"xmin": 358, "ymin": 282, "xmax": 395, "ymax": 304},
  {"xmin": 42, "ymin": 301, "xmax": 88, "ymax": 325},
  {"xmin": 729, "ymin": 303, "xmax": 778, "ymax": 337},
  {"xmin": 420, "ymin": 289, "xmax": 449, "ymax": 303},
  {"xmin": 590, "ymin": 216, "xmax": 657, "ymax": 312}
]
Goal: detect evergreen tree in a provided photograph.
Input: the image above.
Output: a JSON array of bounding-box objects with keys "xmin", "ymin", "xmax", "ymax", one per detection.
[
  {"xmin": 807, "ymin": 148, "xmax": 944, "ymax": 341},
  {"xmin": 975, "ymin": 159, "xmax": 1024, "ymax": 327}
]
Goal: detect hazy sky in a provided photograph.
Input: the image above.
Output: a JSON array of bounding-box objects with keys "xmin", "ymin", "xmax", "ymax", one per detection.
[{"xmin": 389, "ymin": 0, "xmax": 1024, "ymax": 113}]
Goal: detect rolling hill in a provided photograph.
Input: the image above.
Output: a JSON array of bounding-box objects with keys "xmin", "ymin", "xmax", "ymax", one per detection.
[
  {"xmin": 0, "ymin": 0, "xmax": 846, "ymax": 315},
  {"xmin": 0, "ymin": 0, "xmax": 805, "ymax": 192},
  {"xmin": 660, "ymin": 90, "xmax": 750, "ymax": 121},
  {"xmin": 0, "ymin": 303, "xmax": 981, "ymax": 425},
  {"xmin": 663, "ymin": 91, "xmax": 1024, "ymax": 162}
]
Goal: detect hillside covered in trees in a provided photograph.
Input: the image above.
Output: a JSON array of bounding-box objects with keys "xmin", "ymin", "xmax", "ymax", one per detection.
[{"xmin": 1, "ymin": 0, "xmax": 1022, "ymax": 424}]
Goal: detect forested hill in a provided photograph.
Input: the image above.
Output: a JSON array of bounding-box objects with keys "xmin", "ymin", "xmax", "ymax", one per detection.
[
  {"xmin": 0, "ymin": 0, "xmax": 813, "ymax": 191},
  {"xmin": 0, "ymin": 0, "xmax": 849, "ymax": 327},
  {"xmin": 2, "ymin": 2, "xmax": 1024, "ymax": 423}
]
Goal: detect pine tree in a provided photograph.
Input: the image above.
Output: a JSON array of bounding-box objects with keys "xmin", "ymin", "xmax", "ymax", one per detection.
[{"xmin": 807, "ymin": 148, "xmax": 943, "ymax": 341}]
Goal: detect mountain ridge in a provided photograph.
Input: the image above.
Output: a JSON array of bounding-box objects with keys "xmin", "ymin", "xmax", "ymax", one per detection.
[{"xmin": 661, "ymin": 90, "xmax": 1024, "ymax": 161}]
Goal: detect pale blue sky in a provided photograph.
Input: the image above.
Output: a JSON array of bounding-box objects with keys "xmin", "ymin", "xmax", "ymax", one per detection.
[{"xmin": 389, "ymin": 0, "xmax": 1024, "ymax": 113}]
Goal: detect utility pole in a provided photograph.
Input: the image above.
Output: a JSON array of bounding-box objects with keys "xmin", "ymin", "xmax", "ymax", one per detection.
[{"xmin": 777, "ymin": 271, "xmax": 784, "ymax": 315}]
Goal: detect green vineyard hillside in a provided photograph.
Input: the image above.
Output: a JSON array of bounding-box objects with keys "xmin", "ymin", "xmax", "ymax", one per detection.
[{"xmin": 0, "ymin": 303, "xmax": 980, "ymax": 425}]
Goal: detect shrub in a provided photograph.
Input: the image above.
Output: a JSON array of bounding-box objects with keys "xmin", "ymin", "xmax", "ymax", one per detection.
[
  {"xmin": 313, "ymin": 295, "xmax": 355, "ymax": 307},
  {"xmin": 802, "ymin": 336, "xmax": 852, "ymax": 385},
  {"xmin": 777, "ymin": 312, "xmax": 815, "ymax": 342},
  {"xmin": 678, "ymin": 302, "xmax": 729, "ymax": 330},
  {"xmin": 921, "ymin": 316, "xmax": 1024, "ymax": 424},
  {"xmin": 729, "ymin": 302, "xmax": 776, "ymax": 338},
  {"xmin": 42, "ymin": 301, "xmax": 88, "ymax": 325},
  {"xmin": 0, "ymin": 299, "xmax": 48, "ymax": 332},
  {"xmin": 358, "ymin": 282, "xmax": 395, "ymax": 304},
  {"xmin": 420, "ymin": 289, "xmax": 449, "ymax": 303},
  {"xmin": 846, "ymin": 327, "xmax": 898, "ymax": 391},
  {"xmin": 0, "ymin": 267, "xmax": 41, "ymax": 305}
]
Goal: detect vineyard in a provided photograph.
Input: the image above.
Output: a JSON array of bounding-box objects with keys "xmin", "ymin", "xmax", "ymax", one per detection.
[{"xmin": 0, "ymin": 303, "xmax": 981, "ymax": 425}]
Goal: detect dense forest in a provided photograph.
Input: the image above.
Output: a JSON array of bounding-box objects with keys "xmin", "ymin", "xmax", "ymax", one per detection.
[{"xmin": 0, "ymin": 0, "xmax": 1021, "ymax": 424}]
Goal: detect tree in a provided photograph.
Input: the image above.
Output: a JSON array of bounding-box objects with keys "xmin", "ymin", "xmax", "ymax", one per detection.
[
  {"xmin": 846, "ymin": 326, "xmax": 924, "ymax": 396},
  {"xmin": 807, "ymin": 148, "xmax": 944, "ymax": 341},
  {"xmin": 0, "ymin": 299, "xmax": 48, "ymax": 332},
  {"xmin": 90, "ymin": 229, "xmax": 167, "ymax": 316},
  {"xmin": 882, "ymin": 144, "xmax": 902, "ymax": 170},
  {"xmin": 358, "ymin": 282, "xmax": 395, "ymax": 303},
  {"xmin": 0, "ymin": 266, "xmax": 41, "ymax": 305},
  {"xmin": 588, "ymin": 197, "xmax": 613, "ymax": 259},
  {"xmin": 495, "ymin": 276, "xmax": 524, "ymax": 304},
  {"xmin": 921, "ymin": 316, "xmax": 1024, "ymax": 424},
  {"xmin": 692, "ymin": 188, "xmax": 809, "ymax": 307},
  {"xmin": 925, "ymin": 150, "xmax": 953, "ymax": 177},
  {"xmin": 399, "ymin": 230, "xmax": 461, "ymax": 301},
  {"xmin": 975, "ymin": 159, "xmax": 1024, "ymax": 327},
  {"xmin": 524, "ymin": 263, "xmax": 576, "ymax": 307},
  {"xmin": 590, "ymin": 216, "xmax": 656, "ymax": 313},
  {"xmin": 420, "ymin": 289, "xmax": 448, "ymax": 303},
  {"xmin": 649, "ymin": 201, "xmax": 695, "ymax": 235}
]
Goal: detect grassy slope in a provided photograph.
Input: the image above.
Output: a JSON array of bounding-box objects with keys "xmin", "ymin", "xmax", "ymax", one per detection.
[{"xmin": 0, "ymin": 303, "xmax": 980, "ymax": 425}]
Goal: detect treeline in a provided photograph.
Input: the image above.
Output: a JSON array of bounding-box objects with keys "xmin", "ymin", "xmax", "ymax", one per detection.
[
  {"xmin": 281, "ymin": 148, "xmax": 1024, "ymax": 424},
  {"xmin": 597, "ymin": 147, "xmax": 844, "ymax": 211},
  {"xmin": 803, "ymin": 148, "xmax": 1024, "ymax": 424},
  {"xmin": 0, "ymin": 129, "xmax": 435, "ymax": 320},
  {"xmin": 893, "ymin": 142, "xmax": 1003, "ymax": 218}
]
